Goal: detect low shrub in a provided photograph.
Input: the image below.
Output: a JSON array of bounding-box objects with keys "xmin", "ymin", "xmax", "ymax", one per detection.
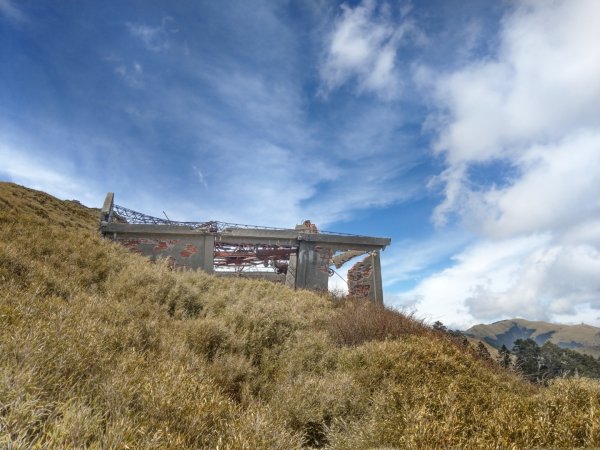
[{"xmin": 326, "ymin": 298, "xmax": 431, "ymax": 346}]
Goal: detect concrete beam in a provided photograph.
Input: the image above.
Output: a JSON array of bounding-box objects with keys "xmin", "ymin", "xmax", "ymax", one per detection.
[
  {"xmin": 100, "ymin": 223, "xmax": 212, "ymax": 235},
  {"xmin": 104, "ymin": 225, "xmax": 390, "ymax": 249},
  {"xmin": 215, "ymin": 234, "xmax": 297, "ymax": 247},
  {"xmin": 299, "ymin": 233, "xmax": 391, "ymax": 249},
  {"xmin": 218, "ymin": 230, "xmax": 389, "ymax": 252}
]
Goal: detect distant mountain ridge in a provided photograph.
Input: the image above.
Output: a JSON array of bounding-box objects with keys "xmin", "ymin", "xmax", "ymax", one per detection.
[{"xmin": 465, "ymin": 319, "xmax": 600, "ymax": 358}]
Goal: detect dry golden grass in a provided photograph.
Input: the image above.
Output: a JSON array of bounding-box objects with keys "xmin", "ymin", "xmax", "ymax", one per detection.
[{"xmin": 1, "ymin": 181, "xmax": 599, "ymax": 449}]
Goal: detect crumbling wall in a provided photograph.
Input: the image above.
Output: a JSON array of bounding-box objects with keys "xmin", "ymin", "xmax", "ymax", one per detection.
[
  {"xmin": 347, "ymin": 250, "xmax": 383, "ymax": 304},
  {"xmin": 109, "ymin": 234, "xmax": 214, "ymax": 272},
  {"xmin": 347, "ymin": 254, "xmax": 374, "ymax": 298}
]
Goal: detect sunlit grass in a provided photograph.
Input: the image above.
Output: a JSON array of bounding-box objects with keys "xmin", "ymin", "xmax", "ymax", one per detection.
[{"xmin": 1, "ymin": 181, "xmax": 599, "ymax": 449}]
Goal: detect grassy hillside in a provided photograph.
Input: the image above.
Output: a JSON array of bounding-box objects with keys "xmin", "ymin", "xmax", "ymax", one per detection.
[
  {"xmin": 1, "ymin": 181, "xmax": 600, "ymax": 449},
  {"xmin": 466, "ymin": 319, "xmax": 600, "ymax": 357}
]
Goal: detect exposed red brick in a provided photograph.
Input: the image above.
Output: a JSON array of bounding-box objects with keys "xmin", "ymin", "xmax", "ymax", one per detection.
[
  {"xmin": 347, "ymin": 255, "xmax": 373, "ymax": 298},
  {"xmin": 180, "ymin": 244, "xmax": 199, "ymax": 258},
  {"xmin": 154, "ymin": 241, "xmax": 169, "ymax": 251}
]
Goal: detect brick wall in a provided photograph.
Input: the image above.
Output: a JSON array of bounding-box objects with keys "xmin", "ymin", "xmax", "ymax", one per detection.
[{"xmin": 347, "ymin": 254, "xmax": 373, "ymax": 298}]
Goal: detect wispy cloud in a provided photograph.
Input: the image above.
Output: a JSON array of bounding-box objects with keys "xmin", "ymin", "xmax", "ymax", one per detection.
[
  {"xmin": 0, "ymin": 0, "xmax": 26, "ymax": 23},
  {"xmin": 192, "ymin": 165, "xmax": 208, "ymax": 188},
  {"xmin": 127, "ymin": 17, "xmax": 177, "ymax": 51},
  {"xmin": 319, "ymin": 0, "xmax": 420, "ymax": 100},
  {"xmin": 0, "ymin": 140, "xmax": 99, "ymax": 205},
  {"xmin": 382, "ymin": 229, "xmax": 472, "ymax": 287},
  {"xmin": 114, "ymin": 61, "xmax": 144, "ymax": 87}
]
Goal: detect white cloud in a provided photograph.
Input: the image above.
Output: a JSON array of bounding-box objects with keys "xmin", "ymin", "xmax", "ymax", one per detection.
[
  {"xmin": 404, "ymin": 0, "xmax": 600, "ymax": 327},
  {"xmin": 192, "ymin": 165, "xmax": 208, "ymax": 188},
  {"xmin": 393, "ymin": 234, "xmax": 598, "ymax": 328},
  {"xmin": 149, "ymin": 67, "xmax": 417, "ymax": 228},
  {"xmin": 433, "ymin": 0, "xmax": 600, "ymax": 166},
  {"xmin": 114, "ymin": 61, "xmax": 144, "ymax": 87},
  {"xmin": 382, "ymin": 229, "xmax": 472, "ymax": 287},
  {"xmin": 0, "ymin": 140, "xmax": 100, "ymax": 206},
  {"xmin": 126, "ymin": 17, "xmax": 176, "ymax": 51},
  {"xmin": 460, "ymin": 241, "xmax": 600, "ymax": 324},
  {"xmin": 473, "ymin": 131, "xmax": 600, "ymax": 238},
  {"xmin": 320, "ymin": 0, "xmax": 418, "ymax": 99},
  {"xmin": 0, "ymin": 0, "xmax": 26, "ymax": 23}
]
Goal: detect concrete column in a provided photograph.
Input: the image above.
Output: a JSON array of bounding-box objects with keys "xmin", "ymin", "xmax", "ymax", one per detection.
[
  {"xmin": 370, "ymin": 250, "xmax": 383, "ymax": 305},
  {"xmin": 295, "ymin": 242, "xmax": 329, "ymax": 291},
  {"xmin": 202, "ymin": 235, "xmax": 215, "ymax": 273},
  {"xmin": 100, "ymin": 192, "xmax": 114, "ymax": 223},
  {"xmin": 285, "ymin": 252, "xmax": 297, "ymax": 288}
]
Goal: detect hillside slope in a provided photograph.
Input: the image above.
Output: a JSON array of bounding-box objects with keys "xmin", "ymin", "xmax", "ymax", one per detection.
[
  {"xmin": 466, "ymin": 319, "xmax": 600, "ymax": 357},
  {"xmin": 1, "ymin": 181, "xmax": 600, "ymax": 449}
]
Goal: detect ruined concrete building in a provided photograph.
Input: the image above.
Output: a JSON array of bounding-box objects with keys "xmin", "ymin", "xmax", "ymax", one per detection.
[{"xmin": 99, "ymin": 193, "xmax": 391, "ymax": 303}]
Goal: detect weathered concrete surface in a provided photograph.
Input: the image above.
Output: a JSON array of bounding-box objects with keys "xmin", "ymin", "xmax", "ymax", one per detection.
[
  {"xmin": 100, "ymin": 192, "xmax": 114, "ymax": 222},
  {"xmin": 109, "ymin": 233, "xmax": 214, "ymax": 272},
  {"xmin": 285, "ymin": 252, "xmax": 297, "ymax": 288},
  {"xmin": 294, "ymin": 242, "xmax": 330, "ymax": 291}
]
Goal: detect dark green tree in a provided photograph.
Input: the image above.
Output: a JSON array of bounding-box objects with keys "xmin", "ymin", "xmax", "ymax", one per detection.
[
  {"xmin": 539, "ymin": 341, "xmax": 600, "ymax": 381},
  {"xmin": 498, "ymin": 344, "xmax": 511, "ymax": 369},
  {"xmin": 476, "ymin": 341, "xmax": 492, "ymax": 361},
  {"xmin": 432, "ymin": 321, "xmax": 447, "ymax": 333},
  {"xmin": 513, "ymin": 338, "xmax": 542, "ymax": 382}
]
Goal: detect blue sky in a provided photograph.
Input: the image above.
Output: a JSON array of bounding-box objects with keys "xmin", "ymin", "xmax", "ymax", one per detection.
[{"xmin": 2, "ymin": 0, "xmax": 599, "ymax": 328}]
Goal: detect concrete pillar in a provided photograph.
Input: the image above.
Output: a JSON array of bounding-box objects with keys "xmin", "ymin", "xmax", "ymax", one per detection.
[
  {"xmin": 295, "ymin": 242, "xmax": 329, "ymax": 291},
  {"xmin": 285, "ymin": 252, "xmax": 297, "ymax": 288},
  {"xmin": 202, "ymin": 235, "xmax": 215, "ymax": 273},
  {"xmin": 370, "ymin": 250, "xmax": 383, "ymax": 305},
  {"xmin": 100, "ymin": 192, "xmax": 114, "ymax": 222}
]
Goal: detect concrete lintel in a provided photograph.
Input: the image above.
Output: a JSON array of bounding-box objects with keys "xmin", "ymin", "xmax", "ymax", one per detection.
[
  {"xmin": 298, "ymin": 233, "xmax": 390, "ymax": 249},
  {"xmin": 221, "ymin": 228, "xmax": 390, "ymax": 247},
  {"xmin": 320, "ymin": 243, "xmax": 388, "ymax": 253},
  {"xmin": 100, "ymin": 223, "xmax": 212, "ymax": 235},
  {"xmin": 101, "ymin": 224, "xmax": 390, "ymax": 250},
  {"xmin": 220, "ymin": 228, "xmax": 300, "ymax": 239},
  {"xmin": 214, "ymin": 236, "xmax": 297, "ymax": 247}
]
